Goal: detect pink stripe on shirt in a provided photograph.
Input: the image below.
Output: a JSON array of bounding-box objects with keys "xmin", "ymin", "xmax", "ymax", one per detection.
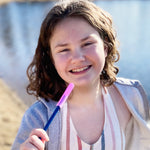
[
  {"xmin": 77, "ymin": 136, "xmax": 82, "ymax": 150},
  {"xmin": 66, "ymin": 107, "xmax": 70, "ymax": 150}
]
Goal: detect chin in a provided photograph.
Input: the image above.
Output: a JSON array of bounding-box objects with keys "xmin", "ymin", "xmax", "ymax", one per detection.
[{"xmin": 73, "ymin": 80, "xmax": 93, "ymax": 87}]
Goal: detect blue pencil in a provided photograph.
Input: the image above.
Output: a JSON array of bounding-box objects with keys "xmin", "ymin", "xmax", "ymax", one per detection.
[{"xmin": 43, "ymin": 83, "xmax": 74, "ymax": 131}]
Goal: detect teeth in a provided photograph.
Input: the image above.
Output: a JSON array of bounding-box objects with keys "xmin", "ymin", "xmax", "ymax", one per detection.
[{"xmin": 72, "ymin": 66, "xmax": 89, "ymax": 73}]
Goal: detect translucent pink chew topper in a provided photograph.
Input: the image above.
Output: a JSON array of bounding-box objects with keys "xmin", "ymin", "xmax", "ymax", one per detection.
[{"xmin": 56, "ymin": 83, "xmax": 74, "ymax": 108}]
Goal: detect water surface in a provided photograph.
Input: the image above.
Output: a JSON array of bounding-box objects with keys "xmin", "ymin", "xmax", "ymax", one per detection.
[{"xmin": 0, "ymin": 1, "xmax": 149, "ymax": 104}]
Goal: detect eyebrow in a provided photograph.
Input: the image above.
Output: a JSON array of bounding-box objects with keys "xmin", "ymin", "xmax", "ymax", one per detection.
[
  {"xmin": 55, "ymin": 43, "xmax": 68, "ymax": 49},
  {"xmin": 54, "ymin": 35, "xmax": 94, "ymax": 49},
  {"xmin": 81, "ymin": 36, "xmax": 91, "ymax": 42}
]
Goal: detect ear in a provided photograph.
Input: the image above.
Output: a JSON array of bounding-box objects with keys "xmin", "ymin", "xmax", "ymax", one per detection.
[{"xmin": 104, "ymin": 43, "xmax": 108, "ymax": 57}]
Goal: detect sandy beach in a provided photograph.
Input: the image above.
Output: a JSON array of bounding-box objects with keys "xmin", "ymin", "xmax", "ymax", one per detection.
[{"xmin": 0, "ymin": 79, "xmax": 27, "ymax": 150}]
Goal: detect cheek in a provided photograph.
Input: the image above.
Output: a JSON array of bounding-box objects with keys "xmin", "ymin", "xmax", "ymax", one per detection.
[
  {"xmin": 53, "ymin": 55, "xmax": 68, "ymax": 65},
  {"xmin": 53, "ymin": 58, "xmax": 62, "ymax": 71},
  {"xmin": 53, "ymin": 55, "xmax": 68, "ymax": 73},
  {"xmin": 86, "ymin": 46, "xmax": 105, "ymax": 61},
  {"xmin": 92, "ymin": 48, "xmax": 106, "ymax": 68}
]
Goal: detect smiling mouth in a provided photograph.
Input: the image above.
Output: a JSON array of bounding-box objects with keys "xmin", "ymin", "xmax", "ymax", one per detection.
[{"xmin": 70, "ymin": 65, "xmax": 91, "ymax": 73}]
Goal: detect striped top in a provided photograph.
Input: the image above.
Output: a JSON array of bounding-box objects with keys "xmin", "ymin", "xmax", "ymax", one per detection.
[{"xmin": 60, "ymin": 87, "xmax": 125, "ymax": 150}]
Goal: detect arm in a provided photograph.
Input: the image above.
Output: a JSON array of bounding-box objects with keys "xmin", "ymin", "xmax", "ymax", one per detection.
[{"xmin": 11, "ymin": 101, "xmax": 48, "ymax": 150}]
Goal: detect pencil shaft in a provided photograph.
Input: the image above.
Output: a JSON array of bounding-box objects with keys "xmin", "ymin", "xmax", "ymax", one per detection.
[{"xmin": 43, "ymin": 106, "xmax": 60, "ymax": 131}]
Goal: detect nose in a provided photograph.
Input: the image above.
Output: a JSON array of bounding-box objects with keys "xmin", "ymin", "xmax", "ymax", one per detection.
[{"xmin": 71, "ymin": 48, "xmax": 85, "ymax": 63}]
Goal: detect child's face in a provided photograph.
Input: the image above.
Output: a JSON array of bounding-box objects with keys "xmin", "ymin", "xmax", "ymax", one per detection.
[{"xmin": 50, "ymin": 17, "xmax": 107, "ymax": 87}]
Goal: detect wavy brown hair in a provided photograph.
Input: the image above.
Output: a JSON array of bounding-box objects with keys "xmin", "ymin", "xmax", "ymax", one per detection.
[{"xmin": 27, "ymin": 0, "xmax": 120, "ymax": 101}]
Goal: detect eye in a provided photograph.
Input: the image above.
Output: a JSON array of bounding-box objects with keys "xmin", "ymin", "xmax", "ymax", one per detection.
[
  {"xmin": 58, "ymin": 48, "xmax": 70, "ymax": 53},
  {"xmin": 82, "ymin": 41, "xmax": 93, "ymax": 47}
]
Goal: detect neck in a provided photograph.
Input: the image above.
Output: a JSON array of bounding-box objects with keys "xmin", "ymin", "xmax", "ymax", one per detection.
[{"xmin": 68, "ymin": 81, "xmax": 102, "ymax": 108}]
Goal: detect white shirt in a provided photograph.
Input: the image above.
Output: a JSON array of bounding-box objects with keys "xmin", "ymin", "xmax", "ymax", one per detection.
[{"xmin": 60, "ymin": 87, "xmax": 125, "ymax": 150}]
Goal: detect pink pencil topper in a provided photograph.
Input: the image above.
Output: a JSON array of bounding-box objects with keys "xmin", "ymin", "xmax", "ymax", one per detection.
[{"xmin": 56, "ymin": 83, "xmax": 74, "ymax": 108}]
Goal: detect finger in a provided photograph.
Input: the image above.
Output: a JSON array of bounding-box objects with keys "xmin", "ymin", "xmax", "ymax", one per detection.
[
  {"xmin": 29, "ymin": 135, "xmax": 45, "ymax": 150},
  {"xmin": 30, "ymin": 128, "xmax": 49, "ymax": 142},
  {"xmin": 20, "ymin": 139, "xmax": 38, "ymax": 150}
]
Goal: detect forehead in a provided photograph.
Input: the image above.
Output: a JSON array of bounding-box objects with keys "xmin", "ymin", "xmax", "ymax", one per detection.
[{"xmin": 50, "ymin": 17, "xmax": 99, "ymax": 42}]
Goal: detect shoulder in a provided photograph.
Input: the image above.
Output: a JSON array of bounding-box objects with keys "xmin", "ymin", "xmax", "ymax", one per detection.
[
  {"xmin": 115, "ymin": 77, "xmax": 148, "ymax": 100},
  {"xmin": 114, "ymin": 77, "xmax": 150, "ymax": 121},
  {"xmin": 26, "ymin": 98, "xmax": 57, "ymax": 113},
  {"xmin": 115, "ymin": 77, "xmax": 141, "ymax": 87},
  {"xmin": 115, "ymin": 77, "xmax": 148, "ymax": 106},
  {"xmin": 17, "ymin": 99, "xmax": 58, "ymax": 131},
  {"xmin": 25, "ymin": 98, "xmax": 57, "ymax": 113}
]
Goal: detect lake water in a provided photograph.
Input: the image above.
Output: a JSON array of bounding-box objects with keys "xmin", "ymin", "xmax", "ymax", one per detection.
[{"xmin": 0, "ymin": 0, "xmax": 150, "ymax": 105}]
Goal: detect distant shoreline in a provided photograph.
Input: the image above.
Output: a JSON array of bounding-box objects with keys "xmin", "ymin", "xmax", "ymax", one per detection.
[
  {"xmin": 0, "ymin": 0, "xmax": 55, "ymax": 5},
  {"xmin": 0, "ymin": 0, "xmax": 111, "ymax": 6}
]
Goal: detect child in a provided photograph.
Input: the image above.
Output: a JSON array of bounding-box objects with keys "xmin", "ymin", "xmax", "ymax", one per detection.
[{"xmin": 12, "ymin": 0, "xmax": 150, "ymax": 150}]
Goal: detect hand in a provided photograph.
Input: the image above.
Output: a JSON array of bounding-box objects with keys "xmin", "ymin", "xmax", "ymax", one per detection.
[{"xmin": 20, "ymin": 128, "xmax": 49, "ymax": 150}]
